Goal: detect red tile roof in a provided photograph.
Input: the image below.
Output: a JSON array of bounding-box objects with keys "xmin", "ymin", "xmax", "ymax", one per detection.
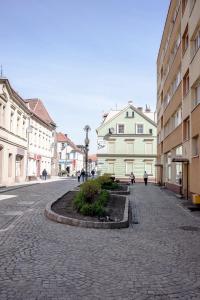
[
  {"xmin": 88, "ymin": 154, "xmax": 97, "ymax": 161},
  {"xmin": 25, "ymin": 98, "xmax": 56, "ymax": 126}
]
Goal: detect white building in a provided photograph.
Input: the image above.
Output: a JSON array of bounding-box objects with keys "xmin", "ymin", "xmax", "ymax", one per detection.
[
  {"xmin": 25, "ymin": 99, "xmax": 56, "ymax": 179},
  {"xmin": 0, "ymin": 78, "xmax": 29, "ymax": 185},
  {"xmin": 57, "ymin": 132, "xmax": 84, "ymax": 175}
]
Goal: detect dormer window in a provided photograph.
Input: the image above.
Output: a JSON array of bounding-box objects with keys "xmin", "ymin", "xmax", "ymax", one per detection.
[
  {"xmin": 117, "ymin": 124, "xmax": 125, "ymax": 134},
  {"xmin": 126, "ymin": 111, "xmax": 129, "ymax": 117}
]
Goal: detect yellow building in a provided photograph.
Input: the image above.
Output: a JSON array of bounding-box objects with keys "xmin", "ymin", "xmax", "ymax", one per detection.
[{"xmin": 157, "ymin": 0, "xmax": 200, "ymax": 198}]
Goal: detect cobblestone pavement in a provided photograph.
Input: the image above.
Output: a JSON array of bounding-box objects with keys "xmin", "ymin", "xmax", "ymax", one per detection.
[{"xmin": 0, "ymin": 181, "xmax": 200, "ymax": 300}]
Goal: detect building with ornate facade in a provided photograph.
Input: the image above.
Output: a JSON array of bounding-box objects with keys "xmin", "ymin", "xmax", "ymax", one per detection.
[{"xmin": 0, "ymin": 78, "xmax": 29, "ymax": 186}]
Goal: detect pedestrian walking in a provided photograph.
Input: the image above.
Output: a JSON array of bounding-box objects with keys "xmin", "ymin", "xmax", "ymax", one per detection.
[
  {"xmin": 42, "ymin": 169, "xmax": 47, "ymax": 180},
  {"xmin": 81, "ymin": 169, "xmax": 86, "ymax": 182},
  {"xmin": 77, "ymin": 170, "xmax": 81, "ymax": 183},
  {"xmin": 143, "ymin": 171, "xmax": 148, "ymax": 186},
  {"xmin": 91, "ymin": 169, "xmax": 95, "ymax": 178},
  {"xmin": 130, "ymin": 172, "xmax": 135, "ymax": 184}
]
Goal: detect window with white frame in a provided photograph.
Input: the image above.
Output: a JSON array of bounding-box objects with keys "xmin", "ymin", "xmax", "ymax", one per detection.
[
  {"xmin": 108, "ymin": 142, "xmax": 115, "ymax": 153},
  {"xmin": 176, "ymin": 145, "xmax": 183, "ymax": 156},
  {"xmin": 10, "ymin": 111, "xmax": 14, "ymax": 132},
  {"xmin": 193, "ymin": 28, "xmax": 200, "ymax": 55},
  {"xmin": 192, "ymin": 135, "xmax": 199, "ymax": 156},
  {"xmin": 145, "ymin": 162, "xmax": 153, "ymax": 175},
  {"xmin": 126, "ymin": 142, "xmax": 134, "ymax": 154},
  {"xmin": 107, "ymin": 162, "xmax": 115, "ymax": 174},
  {"xmin": 145, "ymin": 142, "xmax": 153, "ymax": 154},
  {"xmin": 174, "ymin": 107, "xmax": 182, "ymax": 128},
  {"xmin": 136, "ymin": 124, "xmax": 144, "ymax": 134},
  {"xmin": 125, "ymin": 161, "xmax": 134, "ymax": 174},
  {"xmin": 117, "ymin": 124, "xmax": 125, "ymax": 134},
  {"xmin": 193, "ymin": 83, "xmax": 200, "ymax": 107}
]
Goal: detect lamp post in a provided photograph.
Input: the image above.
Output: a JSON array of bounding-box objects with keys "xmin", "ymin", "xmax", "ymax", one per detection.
[{"xmin": 84, "ymin": 125, "xmax": 91, "ymax": 181}]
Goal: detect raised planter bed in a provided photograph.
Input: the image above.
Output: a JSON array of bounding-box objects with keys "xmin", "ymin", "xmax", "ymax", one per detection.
[
  {"xmin": 45, "ymin": 190, "xmax": 129, "ymax": 229},
  {"xmin": 107, "ymin": 184, "xmax": 130, "ymax": 195}
]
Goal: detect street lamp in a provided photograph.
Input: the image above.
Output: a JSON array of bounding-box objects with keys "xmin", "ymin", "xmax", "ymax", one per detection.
[{"xmin": 84, "ymin": 125, "xmax": 91, "ymax": 180}]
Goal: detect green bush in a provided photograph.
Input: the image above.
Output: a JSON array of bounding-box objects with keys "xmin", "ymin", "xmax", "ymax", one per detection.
[
  {"xmin": 95, "ymin": 175, "xmax": 119, "ymax": 190},
  {"xmin": 80, "ymin": 180, "xmax": 101, "ymax": 203},
  {"xmin": 73, "ymin": 187, "xmax": 109, "ymax": 217}
]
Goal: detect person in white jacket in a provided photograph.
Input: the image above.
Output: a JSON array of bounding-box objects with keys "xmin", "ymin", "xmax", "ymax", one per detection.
[{"xmin": 143, "ymin": 171, "xmax": 148, "ymax": 186}]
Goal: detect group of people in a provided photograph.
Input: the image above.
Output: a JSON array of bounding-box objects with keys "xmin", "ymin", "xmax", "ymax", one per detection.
[
  {"xmin": 130, "ymin": 171, "xmax": 148, "ymax": 185},
  {"xmin": 76, "ymin": 169, "xmax": 96, "ymax": 182}
]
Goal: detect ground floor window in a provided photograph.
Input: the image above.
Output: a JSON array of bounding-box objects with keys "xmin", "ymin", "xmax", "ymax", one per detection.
[
  {"xmin": 15, "ymin": 155, "xmax": 23, "ymax": 177},
  {"xmin": 145, "ymin": 162, "xmax": 153, "ymax": 175},
  {"xmin": 107, "ymin": 162, "xmax": 115, "ymax": 174},
  {"xmin": 125, "ymin": 161, "xmax": 134, "ymax": 174}
]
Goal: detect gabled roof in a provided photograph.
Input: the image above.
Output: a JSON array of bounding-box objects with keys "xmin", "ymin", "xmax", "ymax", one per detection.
[
  {"xmin": 56, "ymin": 132, "xmax": 84, "ymax": 154},
  {"xmin": 0, "ymin": 78, "xmax": 29, "ymax": 112},
  {"xmin": 96, "ymin": 103, "xmax": 157, "ymax": 132},
  {"xmin": 25, "ymin": 98, "xmax": 56, "ymax": 127}
]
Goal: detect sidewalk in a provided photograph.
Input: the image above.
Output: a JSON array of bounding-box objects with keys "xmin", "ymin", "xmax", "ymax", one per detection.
[{"xmin": 0, "ymin": 176, "xmax": 76, "ymax": 193}]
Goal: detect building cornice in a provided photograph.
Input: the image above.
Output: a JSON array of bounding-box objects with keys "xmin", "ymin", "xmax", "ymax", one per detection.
[{"xmin": 97, "ymin": 154, "xmax": 157, "ymax": 158}]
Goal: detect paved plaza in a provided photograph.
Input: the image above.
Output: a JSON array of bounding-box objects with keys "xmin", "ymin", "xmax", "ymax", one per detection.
[{"xmin": 0, "ymin": 180, "xmax": 200, "ymax": 299}]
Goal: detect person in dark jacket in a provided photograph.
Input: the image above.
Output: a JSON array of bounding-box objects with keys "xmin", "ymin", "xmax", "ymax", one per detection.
[{"xmin": 42, "ymin": 169, "xmax": 47, "ymax": 180}]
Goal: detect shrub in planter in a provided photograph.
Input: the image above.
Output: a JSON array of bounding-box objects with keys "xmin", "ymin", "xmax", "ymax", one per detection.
[
  {"xmin": 96, "ymin": 175, "xmax": 119, "ymax": 190},
  {"xmin": 73, "ymin": 183, "xmax": 109, "ymax": 217},
  {"xmin": 80, "ymin": 180, "xmax": 101, "ymax": 203}
]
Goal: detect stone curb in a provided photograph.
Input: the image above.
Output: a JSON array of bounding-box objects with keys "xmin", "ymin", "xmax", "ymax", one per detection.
[
  {"xmin": 44, "ymin": 191, "xmax": 129, "ymax": 229},
  {"xmin": 108, "ymin": 185, "xmax": 130, "ymax": 195}
]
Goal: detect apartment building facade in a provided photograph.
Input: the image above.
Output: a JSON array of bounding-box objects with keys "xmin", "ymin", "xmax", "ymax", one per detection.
[
  {"xmin": 96, "ymin": 102, "xmax": 157, "ymax": 181},
  {"xmin": 157, "ymin": 0, "xmax": 200, "ymax": 197},
  {"xmin": 0, "ymin": 78, "xmax": 29, "ymax": 185},
  {"xmin": 25, "ymin": 99, "xmax": 57, "ymax": 179}
]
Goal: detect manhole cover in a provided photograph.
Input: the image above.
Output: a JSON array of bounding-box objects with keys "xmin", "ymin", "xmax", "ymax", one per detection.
[{"xmin": 179, "ymin": 226, "xmax": 200, "ymax": 232}]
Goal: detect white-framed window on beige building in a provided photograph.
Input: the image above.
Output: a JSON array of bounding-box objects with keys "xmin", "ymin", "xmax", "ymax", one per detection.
[
  {"xmin": 193, "ymin": 83, "xmax": 200, "ymax": 107},
  {"xmin": 192, "ymin": 27, "xmax": 200, "ymax": 56},
  {"xmin": 125, "ymin": 161, "xmax": 134, "ymax": 175},
  {"xmin": 126, "ymin": 142, "xmax": 134, "ymax": 154},
  {"xmin": 107, "ymin": 162, "xmax": 115, "ymax": 174},
  {"xmin": 10, "ymin": 111, "xmax": 14, "ymax": 132},
  {"xmin": 22, "ymin": 119, "xmax": 26, "ymax": 138},
  {"xmin": 182, "ymin": 25, "xmax": 189, "ymax": 55},
  {"xmin": 192, "ymin": 135, "xmax": 199, "ymax": 156},
  {"xmin": 108, "ymin": 142, "xmax": 115, "ymax": 153},
  {"xmin": 117, "ymin": 124, "xmax": 125, "ymax": 134},
  {"xmin": 16, "ymin": 116, "xmax": 20, "ymax": 136},
  {"xmin": 145, "ymin": 142, "xmax": 153, "ymax": 154},
  {"xmin": 183, "ymin": 70, "xmax": 189, "ymax": 97},
  {"xmin": 176, "ymin": 145, "xmax": 183, "ymax": 156},
  {"xmin": 144, "ymin": 162, "xmax": 153, "ymax": 175},
  {"xmin": 136, "ymin": 124, "xmax": 144, "ymax": 134}
]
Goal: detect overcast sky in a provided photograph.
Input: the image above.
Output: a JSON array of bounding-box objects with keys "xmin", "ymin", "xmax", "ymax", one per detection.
[{"xmin": 1, "ymin": 0, "xmax": 169, "ymax": 153}]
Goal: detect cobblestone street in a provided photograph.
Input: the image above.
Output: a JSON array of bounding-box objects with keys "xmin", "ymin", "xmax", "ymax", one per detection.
[{"xmin": 0, "ymin": 180, "xmax": 200, "ymax": 299}]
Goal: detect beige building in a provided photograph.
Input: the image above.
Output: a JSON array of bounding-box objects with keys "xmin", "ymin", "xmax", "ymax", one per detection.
[
  {"xmin": 0, "ymin": 78, "xmax": 29, "ymax": 186},
  {"xmin": 157, "ymin": 0, "xmax": 200, "ymax": 197}
]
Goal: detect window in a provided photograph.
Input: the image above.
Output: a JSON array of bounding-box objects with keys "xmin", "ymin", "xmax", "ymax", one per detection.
[
  {"xmin": 176, "ymin": 145, "xmax": 183, "ymax": 156},
  {"xmin": 174, "ymin": 107, "xmax": 182, "ymax": 128},
  {"xmin": 193, "ymin": 29, "xmax": 200, "ymax": 55},
  {"xmin": 193, "ymin": 83, "xmax": 200, "ymax": 107},
  {"xmin": 182, "ymin": 25, "xmax": 189, "ymax": 55},
  {"xmin": 108, "ymin": 142, "xmax": 115, "ymax": 153},
  {"xmin": 183, "ymin": 70, "xmax": 189, "ymax": 97},
  {"xmin": 16, "ymin": 116, "xmax": 20, "ymax": 136},
  {"xmin": 145, "ymin": 163, "xmax": 153, "ymax": 175},
  {"xmin": 10, "ymin": 111, "xmax": 14, "ymax": 132},
  {"xmin": 136, "ymin": 124, "xmax": 144, "ymax": 134},
  {"xmin": 192, "ymin": 136, "xmax": 199, "ymax": 156},
  {"xmin": 117, "ymin": 124, "xmax": 124, "ymax": 134},
  {"xmin": 183, "ymin": 118, "xmax": 190, "ymax": 141},
  {"xmin": 145, "ymin": 143, "xmax": 153, "ymax": 154},
  {"xmin": 126, "ymin": 142, "xmax": 134, "ymax": 154},
  {"xmin": 125, "ymin": 161, "xmax": 134, "ymax": 174},
  {"xmin": 108, "ymin": 162, "xmax": 115, "ymax": 174}
]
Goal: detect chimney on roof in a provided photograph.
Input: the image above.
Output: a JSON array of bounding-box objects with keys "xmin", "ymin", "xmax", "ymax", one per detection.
[
  {"xmin": 65, "ymin": 134, "xmax": 67, "ymax": 138},
  {"xmin": 128, "ymin": 100, "xmax": 133, "ymax": 105},
  {"xmin": 137, "ymin": 107, "xmax": 143, "ymax": 112},
  {"xmin": 145, "ymin": 105, "xmax": 151, "ymax": 112}
]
